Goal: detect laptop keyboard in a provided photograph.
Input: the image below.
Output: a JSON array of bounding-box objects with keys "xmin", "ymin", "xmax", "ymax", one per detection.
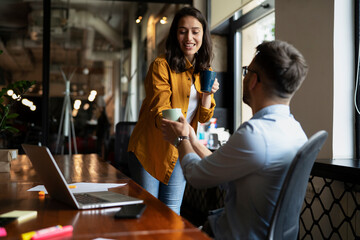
[{"xmin": 74, "ymin": 193, "xmax": 109, "ymax": 204}]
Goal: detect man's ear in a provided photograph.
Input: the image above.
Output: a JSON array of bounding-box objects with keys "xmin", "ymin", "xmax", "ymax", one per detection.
[{"xmin": 249, "ymin": 73, "xmax": 259, "ymax": 90}]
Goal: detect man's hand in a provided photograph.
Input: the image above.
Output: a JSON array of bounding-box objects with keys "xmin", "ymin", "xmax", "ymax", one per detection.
[
  {"xmin": 161, "ymin": 115, "xmax": 190, "ymax": 146},
  {"xmin": 161, "ymin": 115, "xmax": 212, "ymax": 159}
]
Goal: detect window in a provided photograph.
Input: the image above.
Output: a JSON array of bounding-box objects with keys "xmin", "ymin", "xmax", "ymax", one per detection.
[
  {"xmin": 240, "ymin": 12, "xmax": 274, "ymax": 123},
  {"xmin": 229, "ymin": 0, "xmax": 274, "ymax": 129}
]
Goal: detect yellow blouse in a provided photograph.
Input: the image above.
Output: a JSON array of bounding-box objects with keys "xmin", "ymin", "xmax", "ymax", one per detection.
[{"xmin": 128, "ymin": 56, "xmax": 216, "ymax": 184}]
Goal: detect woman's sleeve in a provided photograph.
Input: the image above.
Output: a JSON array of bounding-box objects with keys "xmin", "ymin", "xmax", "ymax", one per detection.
[
  {"xmin": 146, "ymin": 59, "xmax": 172, "ymax": 128},
  {"xmin": 198, "ymin": 94, "xmax": 216, "ymax": 123}
]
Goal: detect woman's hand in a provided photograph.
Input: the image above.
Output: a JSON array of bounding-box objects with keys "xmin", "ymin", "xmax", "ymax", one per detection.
[
  {"xmin": 202, "ymin": 78, "xmax": 220, "ymax": 108},
  {"xmin": 202, "ymin": 78, "xmax": 220, "ymax": 96},
  {"xmin": 211, "ymin": 78, "xmax": 220, "ymax": 94}
]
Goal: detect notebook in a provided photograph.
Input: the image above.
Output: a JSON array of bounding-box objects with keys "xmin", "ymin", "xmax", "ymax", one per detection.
[{"xmin": 22, "ymin": 144, "xmax": 143, "ymax": 209}]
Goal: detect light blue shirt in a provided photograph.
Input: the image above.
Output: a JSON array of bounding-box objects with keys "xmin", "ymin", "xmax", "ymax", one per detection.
[{"xmin": 181, "ymin": 104, "xmax": 307, "ymax": 240}]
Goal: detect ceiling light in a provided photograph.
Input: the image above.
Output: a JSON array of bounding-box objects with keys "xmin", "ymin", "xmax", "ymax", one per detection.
[
  {"xmin": 72, "ymin": 109, "xmax": 78, "ymax": 117},
  {"xmin": 160, "ymin": 17, "xmax": 167, "ymax": 24},
  {"xmin": 83, "ymin": 103, "xmax": 90, "ymax": 110},
  {"xmin": 22, "ymin": 98, "xmax": 33, "ymax": 107},
  {"xmin": 21, "ymin": 98, "xmax": 36, "ymax": 111},
  {"xmin": 74, "ymin": 99, "xmax": 81, "ymax": 110},
  {"xmin": 12, "ymin": 94, "xmax": 21, "ymax": 101},
  {"xmin": 83, "ymin": 67, "xmax": 89, "ymax": 75},
  {"xmin": 136, "ymin": 16, "xmax": 142, "ymax": 24},
  {"xmin": 88, "ymin": 90, "xmax": 97, "ymax": 102},
  {"xmin": 7, "ymin": 89, "xmax": 14, "ymax": 96}
]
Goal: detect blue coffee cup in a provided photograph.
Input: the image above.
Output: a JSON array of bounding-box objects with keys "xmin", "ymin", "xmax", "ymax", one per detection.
[{"xmin": 200, "ymin": 70, "xmax": 216, "ymax": 93}]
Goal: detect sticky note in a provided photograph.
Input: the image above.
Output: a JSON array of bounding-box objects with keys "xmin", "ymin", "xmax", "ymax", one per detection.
[{"xmin": 0, "ymin": 227, "xmax": 7, "ymax": 237}]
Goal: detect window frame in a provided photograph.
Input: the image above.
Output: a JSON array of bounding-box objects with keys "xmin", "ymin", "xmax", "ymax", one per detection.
[
  {"xmin": 228, "ymin": 0, "xmax": 274, "ymax": 131},
  {"xmin": 355, "ymin": 0, "xmax": 360, "ymax": 158}
]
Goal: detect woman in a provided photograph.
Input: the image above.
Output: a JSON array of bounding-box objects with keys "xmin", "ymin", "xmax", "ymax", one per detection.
[{"xmin": 127, "ymin": 6, "xmax": 219, "ymax": 215}]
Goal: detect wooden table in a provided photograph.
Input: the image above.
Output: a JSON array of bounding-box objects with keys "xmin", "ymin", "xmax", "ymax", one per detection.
[{"xmin": 0, "ymin": 154, "xmax": 211, "ymax": 239}]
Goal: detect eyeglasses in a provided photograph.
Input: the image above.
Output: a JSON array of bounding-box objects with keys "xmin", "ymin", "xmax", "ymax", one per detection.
[
  {"xmin": 242, "ymin": 66, "xmax": 255, "ymax": 77},
  {"xmin": 242, "ymin": 66, "xmax": 260, "ymax": 82}
]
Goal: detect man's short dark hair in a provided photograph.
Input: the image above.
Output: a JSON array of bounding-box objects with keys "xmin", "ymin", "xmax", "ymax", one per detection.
[{"xmin": 254, "ymin": 40, "xmax": 308, "ymax": 98}]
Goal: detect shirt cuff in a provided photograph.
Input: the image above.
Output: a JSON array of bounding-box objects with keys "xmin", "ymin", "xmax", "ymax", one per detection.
[{"xmin": 181, "ymin": 152, "xmax": 201, "ymax": 168}]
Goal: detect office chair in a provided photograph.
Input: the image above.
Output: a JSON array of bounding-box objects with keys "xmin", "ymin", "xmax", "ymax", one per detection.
[
  {"xmin": 267, "ymin": 130, "xmax": 328, "ymax": 240},
  {"xmin": 113, "ymin": 121, "xmax": 137, "ymax": 176}
]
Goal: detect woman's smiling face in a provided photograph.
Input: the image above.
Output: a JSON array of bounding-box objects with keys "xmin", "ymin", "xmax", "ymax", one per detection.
[{"xmin": 177, "ymin": 15, "xmax": 203, "ymax": 63}]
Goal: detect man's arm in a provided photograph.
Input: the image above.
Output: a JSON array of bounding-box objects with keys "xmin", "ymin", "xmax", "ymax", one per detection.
[
  {"xmin": 161, "ymin": 115, "xmax": 212, "ymax": 160},
  {"xmin": 177, "ymin": 134, "xmax": 212, "ymax": 160},
  {"xmin": 176, "ymin": 138, "xmax": 193, "ymax": 160},
  {"xmin": 187, "ymin": 126, "xmax": 212, "ymax": 159},
  {"xmin": 162, "ymin": 116, "xmax": 266, "ymax": 188}
]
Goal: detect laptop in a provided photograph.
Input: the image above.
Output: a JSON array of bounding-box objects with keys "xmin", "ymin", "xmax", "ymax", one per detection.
[{"xmin": 22, "ymin": 144, "xmax": 143, "ymax": 209}]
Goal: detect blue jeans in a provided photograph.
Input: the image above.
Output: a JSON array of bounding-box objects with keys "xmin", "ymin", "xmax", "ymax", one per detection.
[{"xmin": 128, "ymin": 152, "xmax": 186, "ymax": 215}]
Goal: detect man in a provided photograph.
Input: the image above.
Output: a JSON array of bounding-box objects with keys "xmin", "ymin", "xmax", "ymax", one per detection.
[{"xmin": 161, "ymin": 40, "xmax": 309, "ymax": 239}]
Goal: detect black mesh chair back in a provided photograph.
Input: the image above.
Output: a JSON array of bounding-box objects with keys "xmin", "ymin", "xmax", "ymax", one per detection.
[
  {"xmin": 267, "ymin": 130, "xmax": 328, "ymax": 240},
  {"xmin": 114, "ymin": 121, "xmax": 137, "ymax": 175}
]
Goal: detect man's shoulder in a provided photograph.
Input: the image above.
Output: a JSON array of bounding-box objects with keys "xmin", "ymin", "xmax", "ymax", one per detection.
[
  {"xmin": 238, "ymin": 115, "xmax": 304, "ymax": 137},
  {"xmin": 234, "ymin": 121, "xmax": 264, "ymax": 141},
  {"xmin": 238, "ymin": 118, "xmax": 266, "ymax": 133}
]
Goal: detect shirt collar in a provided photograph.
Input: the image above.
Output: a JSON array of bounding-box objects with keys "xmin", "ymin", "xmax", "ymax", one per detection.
[
  {"xmin": 252, "ymin": 104, "xmax": 290, "ymax": 119},
  {"xmin": 184, "ymin": 57, "xmax": 194, "ymax": 69}
]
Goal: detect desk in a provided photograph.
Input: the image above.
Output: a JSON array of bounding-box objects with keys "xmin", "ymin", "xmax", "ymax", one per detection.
[
  {"xmin": 312, "ymin": 158, "xmax": 360, "ymax": 184},
  {"xmin": 0, "ymin": 154, "xmax": 211, "ymax": 240}
]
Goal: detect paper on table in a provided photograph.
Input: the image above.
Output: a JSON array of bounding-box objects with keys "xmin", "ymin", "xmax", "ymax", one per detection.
[
  {"xmin": 0, "ymin": 210, "xmax": 37, "ymax": 223},
  {"xmin": 27, "ymin": 182, "xmax": 126, "ymax": 194}
]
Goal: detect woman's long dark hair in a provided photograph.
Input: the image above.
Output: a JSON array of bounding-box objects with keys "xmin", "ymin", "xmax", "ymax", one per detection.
[{"xmin": 165, "ymin": 7, "xmax": 213, "ymax": 73}]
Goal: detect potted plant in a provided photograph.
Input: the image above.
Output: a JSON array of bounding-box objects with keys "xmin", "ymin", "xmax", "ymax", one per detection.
[
  {"xmin": 0, "ymin": 57, "xmax": 36, "ymax": 171},
  {"xmin": 0, "ymin": 80, "xmax": 36, "ymax": 135}
]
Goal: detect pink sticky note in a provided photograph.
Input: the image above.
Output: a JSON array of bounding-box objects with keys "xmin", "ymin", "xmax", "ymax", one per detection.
[{"xmin": 0, "ymin": 227, "xmax": 7, "ymax": 237}]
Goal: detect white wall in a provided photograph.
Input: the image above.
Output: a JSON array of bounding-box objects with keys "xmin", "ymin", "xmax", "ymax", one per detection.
[
  {"xmin": 271, "ymin": 3, "xmax": 355, "ymax": 237},
  {"xmin": 193, "ymin": 0, "xmax": 206, "ymax": 19},
  {"xmin": 276, "ymin": 0, "xmax": 354, "ymax": 159},
  {"xmin": 210, "ymin": 0, "xmax": 251, "ymax": 29},
  {"xmin": 209, "ymin": 0, "xmax": 355, "ymax": 158}
]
